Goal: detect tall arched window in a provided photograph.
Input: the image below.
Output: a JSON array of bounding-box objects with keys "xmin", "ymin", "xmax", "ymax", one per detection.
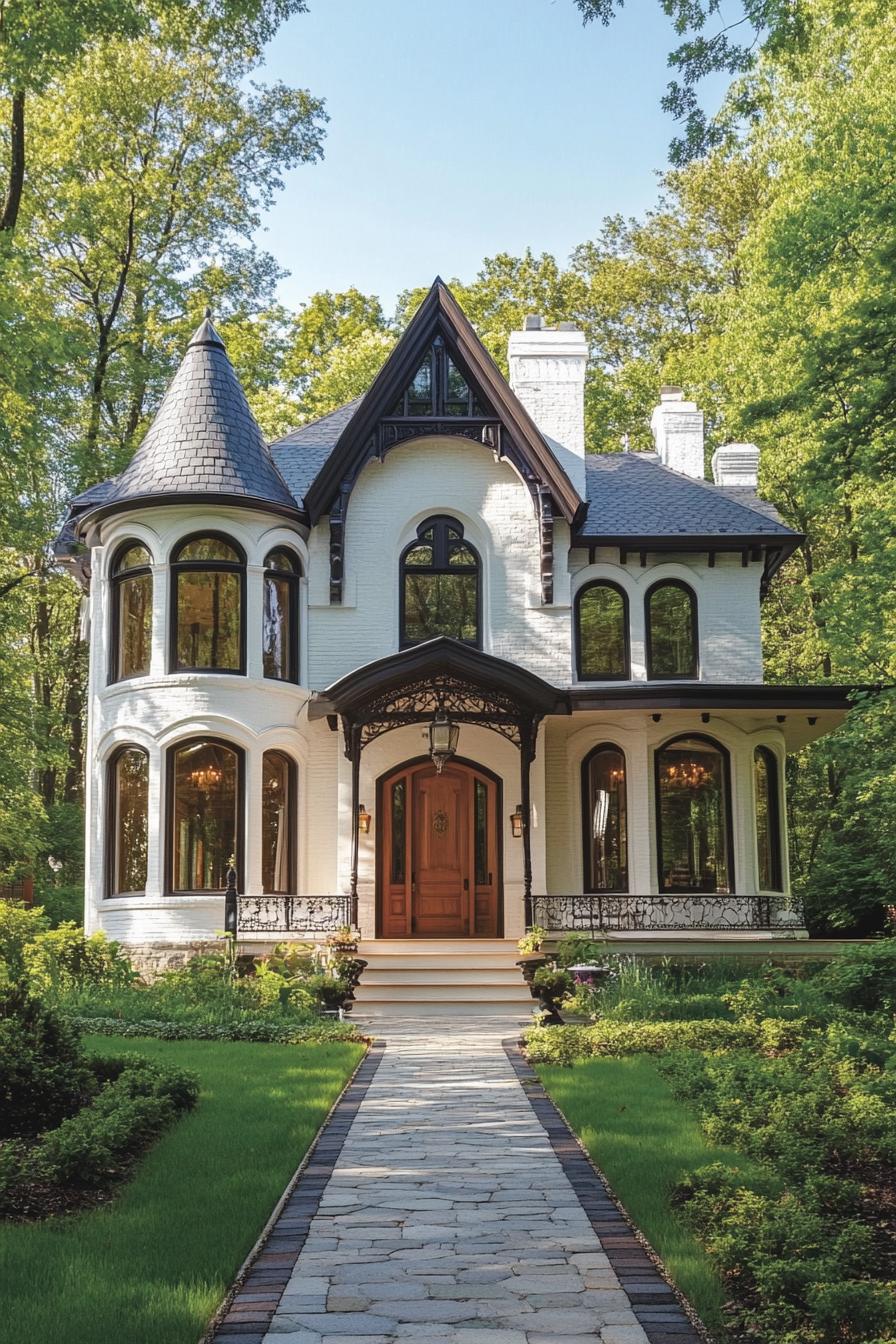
[
  {"xmin": 108, "ymin": 746, "xmax": 149, "ymax": 896},
  {"xmin": 575, "ymin": 582, "xmax": 629, "ymax": 680},
  {"xmin": 400, "ymin": 516, "xmax": 480, "ymax": 647},
  {"xmin": 110, "ymin": 543, "xmax": 152, "ymax": 681},
  {"xmin": 754, "ymin": 746, "xmax": 783, "ymax": 891},
  {"xmin": 263, "ymin": 548, "xmax": 301, "ymax": 683},
  {"xmin": 656, "ymin": 735, "xmax": 733, "ymax": 893},
  {"xmin": 646, "ymin": 580, "xmax": 698, "ymax": 679},
  {"xmin": 582, "ymin": 744, "xmax": 628, "ymax": 892},
  {"xmin": 169, "ymin": 739, "xmax": 242, "ymax": 893},
  {"xmin": 170, "ymin": 534, "xmax": 244, "ymax": 674},
  {"xmin": 262, "ymin": 750, "xmax": 296, "ymax": 894}
]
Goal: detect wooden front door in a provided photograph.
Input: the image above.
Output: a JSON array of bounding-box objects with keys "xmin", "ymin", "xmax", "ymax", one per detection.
[{"xmin": 378, "ymin": 760, "xmax": 500, "ymax": 938}]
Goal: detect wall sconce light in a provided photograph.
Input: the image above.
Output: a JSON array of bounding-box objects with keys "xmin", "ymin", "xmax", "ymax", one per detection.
[
  {"xmin": 510, "ymin": 803, "xmax": 524, "ymax": 839},
  {"xmin": 358, "ymin": 803, "xmax": 371, "ymax": 835}
]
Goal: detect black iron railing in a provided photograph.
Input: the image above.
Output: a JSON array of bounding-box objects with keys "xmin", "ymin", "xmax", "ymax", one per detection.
[
  {"xmin": 236, "ymin": 894, "xmax": 354, "ymax": 935},
  {"xmin": 530, "ymin": 893, "xmax": 800, "ymax": 934}
]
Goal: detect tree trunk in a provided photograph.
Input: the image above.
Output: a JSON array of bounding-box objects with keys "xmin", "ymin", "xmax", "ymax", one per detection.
[{"xmin": 0, "ymin": 92, "xmax": 25, "ymax": 233}]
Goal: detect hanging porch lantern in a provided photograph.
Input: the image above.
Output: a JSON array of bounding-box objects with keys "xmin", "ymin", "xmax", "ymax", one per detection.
[
  {"xmin": 510, "ymin": 803, "xmax": 524, "ymax": 839},
  {"xmin": 429, "ymin": 706, "xmax": 459, "ymax": 774}
]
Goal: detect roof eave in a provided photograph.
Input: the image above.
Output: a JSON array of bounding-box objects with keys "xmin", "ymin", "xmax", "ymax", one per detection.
[{"xmin": 77, "ymin": 490, "xmax": 308, "ymax": 543}]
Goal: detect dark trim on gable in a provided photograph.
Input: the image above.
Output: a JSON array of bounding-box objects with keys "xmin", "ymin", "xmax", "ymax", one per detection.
[{"xmin": 569, "ymin": 683, "xmax": 864, "ymax": 713}]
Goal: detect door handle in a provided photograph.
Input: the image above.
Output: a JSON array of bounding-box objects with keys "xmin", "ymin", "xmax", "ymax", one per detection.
[{"xmin": 463, "ymin": 877, "xmax": 469, "ymax": 891}]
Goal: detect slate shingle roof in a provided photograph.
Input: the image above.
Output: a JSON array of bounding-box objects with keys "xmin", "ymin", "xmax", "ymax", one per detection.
[
  {"xmin": 53, "ymin": 479, "xmax": 118, "ymax": 557},
  {"xmin": 578, "ymin": 452, "xmax": 797, "ymax": 540},
  {"xmin": 270, "ymin": 399, "xmax": 363, "ymax": 504},
  {"xmin": 90, "ymin": 316, "xmax": 299, "ymax": 519}
]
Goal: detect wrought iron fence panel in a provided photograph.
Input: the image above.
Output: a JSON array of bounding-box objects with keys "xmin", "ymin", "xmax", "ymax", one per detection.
[
  {"xmin": 529, "ymin": 893, "xmax": 800, "ymax": 934},
  {"xmin": 237, "ymin": 895, "xmax": 352, "ymax": 934}
]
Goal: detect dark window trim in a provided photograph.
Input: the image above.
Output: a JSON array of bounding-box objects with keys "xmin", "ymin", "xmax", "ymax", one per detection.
[
  {"xmin": 574, "ymin": 580, "xmax": 630, "ymax": 681},
  {"xmin": 108, "ymin": 540, "xmax": 153, "ymax": 685},
  {"xmin": 262, "ymin": 749, "xmax": 298, "ymax": 895},
  {"xmin": 263, "ymin": 547, "xmax": 302, "ymax": 685},
  {"xmin": 168, "ymin": 530, "xmax": 246, "ymax": 675},
  {"xmin": 645, "ymin": 578, "xmax": 699, "ymax": 681},
  {"xmin": 580, "ymin": 742, "xmax": 629, "ymax": 894},
  {"xmin": 754, "ymin": 744, "xmax": 784, "ymax": 892},
  {"xmin": 105, "ymin": 743, "xmax": 149, "ymax": 898},
  {"xmin": 653, "ymin": 732, "xmax": 735, "ymax": 895},
  {"xmin": 399, "ymin": 515, "xmax": 482, "ymax": 650},
  {"xmin": 165, "ymin": 736, "xmax": 245, "ymax": 896}
]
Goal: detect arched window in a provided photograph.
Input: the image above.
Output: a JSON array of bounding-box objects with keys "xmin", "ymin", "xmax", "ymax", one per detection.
[
  {"xmin": 400, "ymin": 516, "xmax": 480, "ymax": 647},
  {"xmin": 263, "ymin": 548, "xmax": 301, "ymax": 683},
  {"xmin": 110, "ymin": 543, "xmax": 152, "ymax": 681},
  {"xmin": 169, "ymin": 739, "xmax": 242, "ymax": 893},
  {"xmin": 582, "ymin": 744, "xmax": 628, "ymax": 892},
  {"xmin": 575, "ymin": 582, "xmax": 629, "ymax": 680},
  {"xmin": 754, "ymin": 746, "xmax": 783, "ymax": 891},
  {"xmin": 646, "ymin": 580, "xmax": 698, "ymax": 679},
  {"xmin": 170, "ymin": 534, "xmax": 244, "ymax": 674},
  {"xmin": 108, "ymin": 746, "xmax": 149, "ymax": 896},
  {"xmin": 655, "ymin": 735, "xmax": 733, "ymax": 894},
  {"xmin": 262, "ymin": 750, "xmax": 296, "ymax": 894}
]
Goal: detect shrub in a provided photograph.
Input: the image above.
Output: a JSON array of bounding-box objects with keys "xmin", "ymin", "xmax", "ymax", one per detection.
[
  {"xmin": 0, "ymin": 982, "xmax": 93, "ymax": 1138},
  {"xmin": 25, "ymin": 924, "xmax": 137, "ymax": 995},
  {"xmin": 524, "ymin": 1017, "xmax": 754, "ymax": 1066},
  {"xmin": 0, "ymin": 902, "xmax": 49, "ymax": 979},
  {"xmin": 66, "ymin": 1013, "xmax": 359, "ymax": 1043},
  {"xmin": 814, "ymin": 940, "xmax": 896, "ymax": 1013}
]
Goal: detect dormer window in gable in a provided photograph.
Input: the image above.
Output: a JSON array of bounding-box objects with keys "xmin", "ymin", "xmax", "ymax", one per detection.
[{"xmin": 389, "ymin": 337, "xmax": 489, "ymax": 421}]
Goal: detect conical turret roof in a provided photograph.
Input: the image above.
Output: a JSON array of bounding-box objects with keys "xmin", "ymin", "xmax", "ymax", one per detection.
[{"xmin": 92, "ymin": 314, "xmax": 299, "ymax": 521}]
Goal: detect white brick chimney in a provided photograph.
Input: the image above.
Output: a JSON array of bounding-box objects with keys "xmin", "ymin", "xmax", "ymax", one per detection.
[
  {"xmin": 650, "ymin": 386, "xmax": 705, "ymax": 480},
  {"xmin": 508, "ymin": 316, "xmax": 587, "ymax": 496},
  {"xmin": 711, "ymin": 442, "xmax": 760, "ymax": 489}
]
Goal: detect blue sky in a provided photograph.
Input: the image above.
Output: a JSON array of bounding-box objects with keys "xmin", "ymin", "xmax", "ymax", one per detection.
[{"xmin": 258, "ymin": 0, "xmax": 720, "ymax": 313}]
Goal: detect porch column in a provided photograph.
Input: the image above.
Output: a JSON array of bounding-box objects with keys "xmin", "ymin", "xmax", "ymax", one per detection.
[
  {"xmin": 348, "ymin": 720, "xmax": 362, "ymax": 928},
  {"xmin": 520, "ymin": 721, "xmax": 534, "ymax": 930}
]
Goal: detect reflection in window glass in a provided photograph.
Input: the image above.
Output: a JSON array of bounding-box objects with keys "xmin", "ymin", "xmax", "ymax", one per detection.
[
  {"xmin": 176, "ymin": 571, "xmax": 241, "ymax": 670},
  {"xmin": 263, "ymin": 550, "xmax": 300, "ymax": 683},
  {"xmin": 475, "ymin": 779, "xmax": 488, "ymax": 886},
  {"xmin": 583, "ymin": 747, "xmax": 627, "ymax": 892},
  {"xmin": 647, "ymin": 582, "xmax": 697, "ymax": 678},
  {"xmin": 111, "ymin": 748, "xmax": 148, "ymax": 895},
  {"xmin": 262, "ymin": 751, "xmax": 293, "ymax": 894},
  {"xmin": 754, "ymin": 747, "xmax": 783, "ymax": 891},
  {"xmin": 115, "ymin": 566, "xmax": 152, "ymax": 680},
  {"xmin": 657, "ymin": 738, "xmax": 731, "ymax": 893},
  {"xmin": 577, "ymin": 585, "xmax": 628, "ymax": 679},
  {"xmin": 445, "ymin": 358, "xmax": 471, "ymax": 415},
  {"xmin": 407, "ymin": 357, "xmax": 433, "ymax": 415},
  {"xmin": 171, "ymin": 740, "xmax": 239, "ymax": 892},
  {"xmin": 401, "ymin": 517, "xmax": 480, "ymax": 646},
  {"xmin": 390, "ymin": 780, "xmax": 406, "ymax": 884}
]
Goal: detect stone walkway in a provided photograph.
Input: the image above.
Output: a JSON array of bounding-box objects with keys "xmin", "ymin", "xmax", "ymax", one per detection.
[{"xmin": 214, "ymin": 1022, "xmax": 702, "ymax": 1344}]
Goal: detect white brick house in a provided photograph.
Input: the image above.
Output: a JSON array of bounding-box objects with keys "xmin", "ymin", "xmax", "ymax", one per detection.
[{"xmin": 56, "ymin": 280, "xmax": 852, "ymax": 971}]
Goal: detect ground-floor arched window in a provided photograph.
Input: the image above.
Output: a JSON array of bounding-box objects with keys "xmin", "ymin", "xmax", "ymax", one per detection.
[
  {"xmin": 655, "ymin": 735, "xmax": 733, "ymax": 893},
  {"xmin": 108, "ymin": 746, "xmax": 149, "ymax": 896},
  {"xmin": 262, "ymin": 750, "xmax": 296, "ymax": 894},
  {"xmin": 169, "ymin": 739, "xmax": 242, "ymax": 893},
  {"xmin": 581, "ymin": 744, "xmax": 628, "ymax": 892},
  {"xmin": 754, "ymin": 746, "xmax": 783, "ymax": 891}
]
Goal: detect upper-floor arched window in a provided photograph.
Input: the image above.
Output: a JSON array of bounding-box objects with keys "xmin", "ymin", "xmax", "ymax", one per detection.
[
  {"xmin": 108, "ymin": 745, "xmax": 149, "ymax": 896},
  {"xmin": 646, "ymin": 579, "xmax": 698, "ymax": 679},
  {"xmin": 263, "ymin": 548, "xmax": 302, "ymax": 683},
  {"xmin": 754, "ymin": 746, "xmax": 783, "ymax": 892},
  {"xmin": 581, "ymin": 744, "xmax": 628, "ymax": 892},
  {"xmin": 575, "ymin": 581, "xmax": 629, "ymax": 680},
  {"xmin": 400, "ymin": 516, "xmax": 480, "ymax": 647},
  {"xmin": 168, "ymin": 737, "xmax": 242, "ymax": 894},
  {"xmin": 110, "ymin": 542, "xmax": 152, "ymax": 682},
  {"xmin": 655, "ymin": 734, "xmax": 732, "ymax": 894},
  {"xmin": 170, "ymin": 534, "xmax": 245, "ymax": 674}
]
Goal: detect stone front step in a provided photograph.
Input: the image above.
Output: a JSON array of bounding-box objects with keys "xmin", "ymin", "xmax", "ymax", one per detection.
[{"xmin": 352, "ymin": 937, "xmax": 533, "ymax": 1016}]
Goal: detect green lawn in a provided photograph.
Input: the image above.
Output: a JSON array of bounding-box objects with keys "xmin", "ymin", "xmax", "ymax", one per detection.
[
  {"xmin": 537, "ymin": 1054, "xmax": 771, "ymax": 1337},
  {"xmin": 0, "ymin": 1034, "xmax": 365, "ymax": 1344}
]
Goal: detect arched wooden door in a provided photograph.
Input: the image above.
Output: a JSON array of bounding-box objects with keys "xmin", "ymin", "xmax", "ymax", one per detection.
[{"xmin": 377, "ymin": 759, "xmax": 501, "ymax": 937}]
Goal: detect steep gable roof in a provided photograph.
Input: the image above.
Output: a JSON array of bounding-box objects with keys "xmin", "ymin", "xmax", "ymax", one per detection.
[
  {"xmin": 302, "ymin": 279, "xmax": 585, "ymax": 526},
  {"xmin": 79, "ymin": 314, "xmax": 301, "ymax": 533}
]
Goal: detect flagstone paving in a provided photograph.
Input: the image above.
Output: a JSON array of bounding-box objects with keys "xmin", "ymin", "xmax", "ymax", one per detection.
[{"xmin": 214, "ymin": 1021, "xmax": 702, "ymax": 1344}]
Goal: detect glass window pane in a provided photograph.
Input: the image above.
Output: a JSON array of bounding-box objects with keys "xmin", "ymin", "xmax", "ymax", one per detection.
[
  {"xmin": 263, "ymin": 574, "xmax": 293, "ymax": 680},
  {"xmin": 403, "ymin": 572, "xmax": 478, "ymax": 643},
  {"xmin": 407, "ymin": 356, "xmax": 433, "ymax": 415},
  {"xmin": 445, "ymin": 358, "xmax": 471, "ymax": 415},
  {"xmin": 390, "ymin": 779, "xmax": 406, "ymax": 885},
  {"xmin": 449, "ymin": 544, "xmax": 476, "ymax": 567},
  {"xmin": 262, "ymin": 751, "xmax": 293, "ymax": 894},
  {"xmin": 116, "ymin": 544, "xmax": 151, "ymax": 572},
  {"xmin": 657, "ymin": 739, "xmax": 730, "ymax": 893},
  {"xmin": 117, "ymin": 572, "xmax": 152, "ymax": 679},
  {"xmin": 176, "ymin": 570, "xmax": 241, "ymax": 670},
  {"xmin": 648, "ymin": 585, "xmax": 696, "ymax": 677},
  {"xmin": 755, "ymin": 747, "xmax": 782, "ymax": 891},
  {"xmin": 403, "ymin": 545, "xmax": 433, "ymax": 568},
  {"xmin": 474, "ymin": 778, "xmax": 488, "ymax": 887},
  {"xmin": 585, "ymin": 748, "xmax": 627, "ymax": 892},
  {"xmin": 172, "ymin": 741, "xmax": 238, "ymax": 892},
  {"xmin": 265, "ymin": 548, "xmax": 299, "ymax": 574},
  {"xmin": 113, "ymin": 749, "xmax": 148, "ymax": 895},
  {"xmin": 578, "ymin": 586, "xmax": 627, "ymax": 679},
  {"xmin": 176, "ymin": 537, "xmax": 241, "ymax": 563}
]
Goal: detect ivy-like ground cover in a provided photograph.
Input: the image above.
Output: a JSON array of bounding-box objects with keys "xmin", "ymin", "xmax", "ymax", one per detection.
[{"xmin": 0, "ymin": 1035, "xmax": 364, "ymax": 1344}]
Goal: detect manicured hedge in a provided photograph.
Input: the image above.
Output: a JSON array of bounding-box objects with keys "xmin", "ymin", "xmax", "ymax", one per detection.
[
  {"xmin": 65, "ymin": 1014, "xmax": 362, "ymax": 1044},
  {"xmin": 524, "ymin": 1017, "xmax": 756, "ymax": 1065}
]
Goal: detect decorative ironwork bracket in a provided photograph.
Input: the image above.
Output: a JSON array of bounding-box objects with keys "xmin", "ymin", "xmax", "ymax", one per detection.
[
  {"xmin": 329, "ymin": 481, "xmax": 351, "ymax": 604},
  {"xmin": 537, "ymin": 484, "xmax": 554, "ymax": 605}
]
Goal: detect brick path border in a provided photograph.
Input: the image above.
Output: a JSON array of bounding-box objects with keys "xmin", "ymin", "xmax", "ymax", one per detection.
[
  {"xmin": 210, "ymin": 1040, "xmax": 385, "ymax": 1344},
  {"xmin": 504, "ymin": 1038, "xmax": 708, "ymax": 1344}
]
